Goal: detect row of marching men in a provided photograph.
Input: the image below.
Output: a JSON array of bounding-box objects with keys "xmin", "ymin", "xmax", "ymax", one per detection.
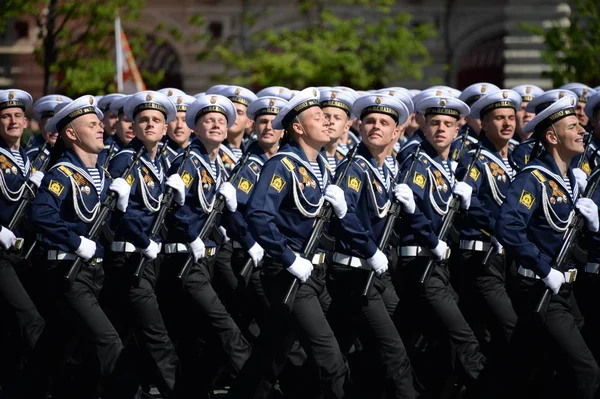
[{"xmin": 1, "ymin": 80, "xmax": 600, "ymax": 399}]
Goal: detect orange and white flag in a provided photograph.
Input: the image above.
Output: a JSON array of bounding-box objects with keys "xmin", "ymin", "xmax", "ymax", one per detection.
[{"xmin": 115, "ymin": 16, "xmax": 145, "ymax": 93}]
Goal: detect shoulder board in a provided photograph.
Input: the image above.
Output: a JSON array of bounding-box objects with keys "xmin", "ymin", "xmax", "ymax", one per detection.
[
  {"xmin": 354, "ymin": 155, "xmax": 371, "ymax": 172},
  {"xmin": 281, "ymin": 157, "xmax": 295, "ymax": 172},
  {"xmin": 58, "ymin": 165, "xmax": 73, "ymax": 177},
  {"xmin": 531, "ymin": 169, "xmax": 546, "ymax": 183}
]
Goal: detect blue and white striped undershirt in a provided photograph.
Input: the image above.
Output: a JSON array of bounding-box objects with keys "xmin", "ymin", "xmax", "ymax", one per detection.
[
  {"xmin": 377, "ymin": 166, "xmax": 389, "ymax": 189},
  {"xmin": 338, "ymin": 143, "xmax": 349, "ymax": 154},
  {"xmin": 210, "ymin": 161, "xmax": 218, "ymax": 177},
  {"xmin": 309, "ymin": 161, "xmax": 324, "ymax": 189},
  {"xmin": 563, "ymin": 177, "xmax": 573, "ymax": 200},
  {"xmin": 326, "ymin": 156, "xmax": 337, "ymax": 175},
  {"xmin": 231, "ymin": 147, "xmax": 243, "ymax": 161},
  {"xmin": 501, "ymin": 157, "xmax": 515, "ymax": 178},
  {"xmin": 87, "ymin": 168, "xmax": 102, "ymax": 193},
  {"xmin": 10, "ymin": 150, "xmax": 25, "ymax": 172},
  {"xmin": 385, "ymin": 156, "xmax": 397, "ymax": 177}
]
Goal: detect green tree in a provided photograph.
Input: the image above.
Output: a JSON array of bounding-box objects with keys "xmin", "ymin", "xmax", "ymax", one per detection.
[
  {"xmin": 200, "ymin": 0, "xmax": 437, "ymax": 90},
  {"xmin": 524, "ymin": 0, "xmax": 600, "ymax": 87},
  {"xmin": 0, "ymin": 0, "xmax": 165, "ymax": 96}
]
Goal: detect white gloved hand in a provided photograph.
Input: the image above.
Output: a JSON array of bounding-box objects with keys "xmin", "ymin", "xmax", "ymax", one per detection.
[
  {"xmin": 0, "ymin": 226, "xmax": 17, "ymax": 250},
  {"xmin": 248, "ymin": 242, "xmax": 265, "ymax": 267},
  {"xmin": 218, "ymin": 182, "xmax": 237, "ymax": 212},
  {"xmin": 166, "ymin": 174, "xmax": 186, "ymax": 206},
  {"xmin": 109, "ymin": 178, "xmax": 132, "ymax": 212},
  {"xmin": 324, "ymin": 185, "xmax": 347, "ymax": 219},
  {"xmin": 576, "ymin": 197, "xmax": 599, "ymax": 232},
  {"xmin": 431, "ymin": 240, "xmax": 449, "ymax": 261},
  {"xmin": 393, "ymin": 184, "xmax": 416, "ymax": 214},
  {"xmin": 75, "ymin": 236, "xmax": 96, "ymax": 261},
  {"xmin": 367, "ymin": 249, "xmax": 388, "ymax": 276},
  {"xmin": 542, "ymin": 268, "xmax": 565, "ymax": 295},
  {"xmin": 217, "ymin": 225, "xmax": 230, "ymax": 243},
  {"xmin": 491, "ymin": 236, "xmax": 503, "ymax": 255},
  {"xmin": 287, "ymin": 255, "xmax": 314, "ymax": 283},
  {"xmin": 29, "ymin": 171, "xmax": 44, "ymax": 188},
  {"xmin": 453, "ymin": 181, "xmax": 473, "ymax": 210},
  {"xmin": 189, "ymin": 236, "xmax": 206, "ymax": 261},
  {"xmin": 573, "ymin": 167, "xmax": 588, "ymax": 192},
  {"xmin": 141, "ymin": 239, "xmax": 159, "ymax": 260}
]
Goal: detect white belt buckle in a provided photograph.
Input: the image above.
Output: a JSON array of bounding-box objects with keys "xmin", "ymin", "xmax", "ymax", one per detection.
[{"xmin": 565, "ymin": 268, "xmax": 577, "ymax": 284}]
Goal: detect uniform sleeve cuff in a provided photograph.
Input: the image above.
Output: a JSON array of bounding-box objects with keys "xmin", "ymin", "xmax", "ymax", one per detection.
[
  {"xmin": 535, "ymin": 251, "xmax": 552, "ymax": 278},
  {"xmin": 282, "ymin": 248, "xmax": 297, "ymax": 268}
]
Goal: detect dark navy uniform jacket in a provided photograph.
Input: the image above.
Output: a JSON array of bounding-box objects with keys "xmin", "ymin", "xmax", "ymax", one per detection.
[
  {"xmin": 396, "ymin": 129, "xmax": 424, "ymax": 166},
  {"xmin": 450, "ymin": 125, "xmax": 479, "ymax": 161},
  {"xmin": 245, "ymin": 140, "xmax": 333, "ymax": 268},
  {"xmin": 395, "ymin": 140, "xmax": 455, "ymax": 249},
  {"xmin": 26, "ymin": 143, "xmax": 50, "ymax": 172},
  {"xmin": 99, "ymin": 135, "xmax": 127, "ymax": 169},
  {"xmin": 510, "ymin": 137, "xmax": 536, "ymax": 171},
  {"xmin": 221, "ymin": 140, "xmax": 269, "ymax": 250},
  {"xmin": 163, "ymin": 137, "xmax": 185, "ymax": 169},
  {"xmin": 108, "ymin": 138, "xmax": 166, "ymax": 249},
  {"xmin": 30, "ymin": 150, "xmax": 117, "ymax": 258},
  {"xmin": 456, "ymin": 136, "xmax": 515, "ymax": 242},
  {"xmin": 166, "ymin": 139, "xmax": 227, "ymax": 247},
  {"xmin": 584, "ymin": 168, "xmax": 600, "ymax": 264},
  {"xmin": 496, "ymin": 152, "xmax": 579, "ymax": 278},
  {"xmin": 1, "ymin": 137, "xmax": 32, "ymax": 233},
  {"xmin": 331, "ymin": 142, "xmax": 418, "ymax": 258}
]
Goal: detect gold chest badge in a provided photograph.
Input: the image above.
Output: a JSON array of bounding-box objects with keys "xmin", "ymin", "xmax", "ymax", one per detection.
[
  {"xmin": 489, "ymin": 162, "xmax": 507, "ymax": 183},
  {"xmin": 548, "ymin": 180, "xmax": 567, "ymax": 204},
  {"xmin": 433, "ymin": 170, "xmax": 448, "ymax": 192},
  {"xmin": 201, "ymin": 169, "xmax": 214, "ymax": 190}
]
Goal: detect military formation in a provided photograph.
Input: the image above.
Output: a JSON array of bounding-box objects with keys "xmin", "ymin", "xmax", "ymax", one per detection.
[{"xmin": 1, "ymin": 81, "xmax": 600, "ymax": 399}]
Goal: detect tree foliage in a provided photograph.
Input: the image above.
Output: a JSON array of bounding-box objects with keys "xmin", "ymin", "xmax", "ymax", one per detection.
[
  {"xmin": 0, "ymin": 0, "xmax": 165, "ymax": 96},
  {"xmin": 200, "ymin": 0, "xmax": 437, "ymax": 90},
  {"xmin": 524, "ymin": 0, "xmax": 600, "ymax": 87}
]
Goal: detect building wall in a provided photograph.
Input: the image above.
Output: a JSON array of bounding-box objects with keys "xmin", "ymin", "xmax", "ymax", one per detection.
[{"xmin": 0, "ymin": 0, "xmax": 569, "ymax": 99}]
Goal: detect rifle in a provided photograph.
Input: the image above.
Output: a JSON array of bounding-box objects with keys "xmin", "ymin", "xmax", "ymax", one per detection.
[
  {"xmin": 534, "ymin": 162, "xmax": 600, "ymax": 316},
  {"xmin": 63, "ymin": 145, "xmax": 146, "ymax": 284},
  {"xmin": 102, "ymin": 141, "xmax": 116, "ymax": 170},
  {"xmin": 452, "ymin": 126, "xmax": 471, "ymax": 162},
  {"xmin": 361, "ymin": 145, "xmax": 422, "ymax": 299},
  {"xmin": 282, "ymin": 145, "xmax": 359, "ymax": 306},
  {"xmin": 9, "ymin": 142, "xmax": 51, "ymax": 250},
  {"xmin": 419, "ymin": 144, "xmax": 483, "ymax": 285},
  {"xmin": 132, "ymin": 145, "xmax": 192, "ymax": 287},
  {"xmin": 176, "ymin": 151, "xmax": 252, "ymax": 284}
]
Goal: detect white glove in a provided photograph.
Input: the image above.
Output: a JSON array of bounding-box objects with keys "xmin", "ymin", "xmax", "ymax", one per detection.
[
  {"xmin": 218, "ymin": 182, "xmax": 237, "ymax": 212},
  {"xmin": 324, "ymin": 185, "xmax": 347, "ymax": 219},
  {"xmin": 367, "ymin": 249, "xmax": 388, "ymax": 276},
  {"xmin": 453, "ymin": 181, "xmax": 472, "ymax": 210},
  {"xmin": 189, "ymin": 236, "xmax": 206, "ymax": 261},
  {"xmin": 573, "ymin": 168, "xmax": 588, "ymax": 192},
  {"xmin": 248, "ymin": 242, "xmax": 265, "ymax": 267},
  {"xmin": 29, "ymin": 171, "xmax": 44, "ymax": 188},
  {"xmin": 109, "ymin": 178, "xmax": 131, "ymax": 212},
  {"xmin": 491, "ymin": 236, "xmax": 503, "ymax": 255},
  {"xmin": 542, "ymin": 268, "xmax": 565, "ymax": 295},
  {"xmin": 393, "ymin": 184, "xmax": 416, "ymax": 214},
  {"xmin": 217, "ymin": 225, "xmax": 230, "ymax": 243},
  {"xmin": 431, "ymin": 240, "xmax": 449, "ymax": 261},
  {"xmin": 576, "ymin": 198, "xmax": 599, "ymax": 232},
  {"xmin": 75, "ymin": 236, "xmax": 96, "ymax": 261},
  {"xmin": 287, "ymin": 255, "xmax": 314, "ymax": 283},
  {"xmin": 141, "ymin": 239, "xmax": 159, "ymax": 260},
  {"xmin": 0, "ymin": 226, "xmax": 17, "ymax": 250},
  {"xmin": 166, "ymin": 174, "xmax": 186, "ymax": 206}
]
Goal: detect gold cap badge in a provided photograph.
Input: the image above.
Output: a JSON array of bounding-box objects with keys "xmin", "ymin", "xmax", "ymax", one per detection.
[
  {"xmin": 526, "ymin": 87, "xmax": 531, "ymax": 94},
  {"xmin": 168, "ymin": 89, "xmax": 174, "ymax": 96},
  {"xmin": 375, "ymin": 97, "xmax": 382, "ymax": 105},
  {"xmin": 331, "ymin": 92, "xmax": 337, "ymax": 99},
  {"xmin": 481, "ymin": 85, "xmax": 487, "ymax": 93},
  {"xmin": 502, "ymin": 91, "xmax": 509, "ymax": 99},
  {"xmin": 8, "ymin": 92, "xmax": 14, "ymax": 100},
  {"xmin": 268, "ymin": 99, "xmax": 275, "ymax": 106},
  {"xmin": 89, "ymin": 96, "xmax": 94, "ymax": 105},
  {"xmin": 235, "ymin": 88, "xmax": 241, "ymax": 95},
  {"xmin": 440, "ymin": 99, "xmax": 447, "ymax": 106},
  {"xmin": 146, "ymin": 94, "xmax": 152, "ymax": 101},
  {"xmin": 210, "ymin": 96, "xmax": 217, "ymax": 104},
  {"xmin": 177, "ymin": 96, "xmax": 183, "ymax": 104}
]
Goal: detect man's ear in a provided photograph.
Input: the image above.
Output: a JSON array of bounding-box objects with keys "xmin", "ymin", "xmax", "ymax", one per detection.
[
  {"xmin": 545, "ymin": 127, "xmax": 558, "ymax": 145},
  {"xmin": 64, "ymin": 125, "xmax": 77, "ymax": 141}
]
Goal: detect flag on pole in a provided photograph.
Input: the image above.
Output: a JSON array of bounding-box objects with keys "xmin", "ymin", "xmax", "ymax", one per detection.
[{"xmin": 115, "ymin": 15, "xmax": 146, "ymax": 93}]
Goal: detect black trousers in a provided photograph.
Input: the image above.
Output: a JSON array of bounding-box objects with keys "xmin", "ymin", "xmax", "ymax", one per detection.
[
  {"xmin": 499, "ymin": 274, "xmax": 600, "ymax": 399},
  {"xmin": 22, "ymin": 252, "xmax": 133, "ymax": 399},
  {"xmin": 327, "ymin": 265, "xmax": 417, "ymax": 399},
  {"xmin": 459, "ymin": 250, "xmax": 518, "ymax": 353},
  {"xmin": 162, "ymin": 252, "xmax": 251, "ymax": 397},
  {"xmin": 102, "ymin": 251, "xmax": 180, "ymax": 398},
  {"xmin": 574, "ymin": 272, "xmax": 600, "ymax": 364},
  {"xmin": 393, "ymin": 256, "xmax": 486, "ymax": 383},
  {"xmin": 228, "ymin": 258, "xmax": 349, "ymax": 399},
  {"xmin": 0, "ymin": 249, "xmax": 45, "ymax": 392}
]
